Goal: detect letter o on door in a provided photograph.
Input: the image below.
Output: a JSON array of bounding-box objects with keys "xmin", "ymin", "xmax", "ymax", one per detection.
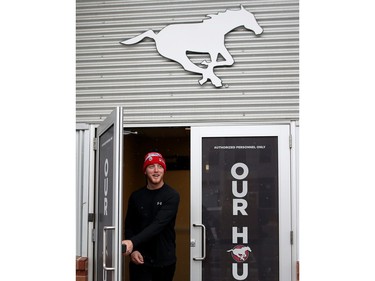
[{"xmin": 231, "ymin": 163, "xmax": 249, "ymax": 180}]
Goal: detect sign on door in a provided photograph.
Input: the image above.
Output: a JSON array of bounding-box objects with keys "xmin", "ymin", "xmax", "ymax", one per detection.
[{"xmin": 202, "ymin": 137, "xmax": 279, "ymax": 281}]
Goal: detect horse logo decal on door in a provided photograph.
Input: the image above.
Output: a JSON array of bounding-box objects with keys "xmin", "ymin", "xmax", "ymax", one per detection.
[
  {"xmin": 120, "ymin": 5, "xmax": 263, "ymax": 87},
  {"xmin": 227, "ymin": 245, "xmax": 252, "ymax": 262}
]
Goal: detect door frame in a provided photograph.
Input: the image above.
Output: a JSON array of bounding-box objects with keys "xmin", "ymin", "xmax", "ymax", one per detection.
[
  {"xmin": 89, "ymin": 119, "xmax": 298, "ymax": 281},
  {"xmin": 94, "ymin": 107, "xmax": 124, "ymax": 281},
  {"xmin": 190, "ymin": 123, "xmax": 297, "ymax": 281}
]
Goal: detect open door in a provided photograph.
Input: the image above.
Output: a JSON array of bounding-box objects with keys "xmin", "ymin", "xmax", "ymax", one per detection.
[
  {"xmin": 94, "ymin": 107, "xmax": 124, "ymax": 281},
  {"xmin": 190, "ymin": 125, "xmax": 292, "ymax": 281}
]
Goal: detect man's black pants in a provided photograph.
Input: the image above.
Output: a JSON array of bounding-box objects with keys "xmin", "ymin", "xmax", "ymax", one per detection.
[{"xmin": 129, "ymin": 262, "xmax": 176, "ymax": 281}]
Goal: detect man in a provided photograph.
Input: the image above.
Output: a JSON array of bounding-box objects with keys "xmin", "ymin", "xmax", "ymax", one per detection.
[{"xmin": 122, "ymin": 152, "xmax": 180, "ymax": 281}]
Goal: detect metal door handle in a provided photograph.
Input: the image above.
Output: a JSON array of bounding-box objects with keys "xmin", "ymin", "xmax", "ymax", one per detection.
[
  {"xmin": 193, "ymin": 223, "xmax": 206, "ymax": 261},
  {"xmin": 103, "ymin": 226, "xmax": 115, "ymax": 271}
]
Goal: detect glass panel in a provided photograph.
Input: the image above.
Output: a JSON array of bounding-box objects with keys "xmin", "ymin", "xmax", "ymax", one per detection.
[
  {"xmin": 98, "ymin": 125, "xmax": 115, "ymax": 281},
  {"xmin": 202, "ymin": 137, "xmax": 279, "ymax": 281}
]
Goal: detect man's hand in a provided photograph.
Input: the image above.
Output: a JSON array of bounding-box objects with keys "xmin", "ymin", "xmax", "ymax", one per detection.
[
  {"xmin": 130, "ymin": 251, "xmax": 144, "ymax": 265},
  {"xmin": 121, "ymin": 240, "xmax": 134, "ymax": 256}
]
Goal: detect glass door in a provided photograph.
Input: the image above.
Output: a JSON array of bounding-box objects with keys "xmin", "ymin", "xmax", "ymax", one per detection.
[
  {"xmin": 94, "ymin": 107, "xmax": 124, "ymax": 281},
  {"xmin": 191, "ymin": 125, "xmax": 292, "ymax": 281}
]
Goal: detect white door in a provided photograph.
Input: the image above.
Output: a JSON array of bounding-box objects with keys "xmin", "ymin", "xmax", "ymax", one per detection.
[
  {"xmin": 94, "ymin": 107, "xmax": 124, "ymax": 281},
  {"xmin": 190, "ymin": 125, "xmax": 292, "ymax": 281}
]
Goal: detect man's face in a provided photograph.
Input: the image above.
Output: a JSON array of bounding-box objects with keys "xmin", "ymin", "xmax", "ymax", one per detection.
[{"xmin": 144, "ymin": 163, "xmax": 165, "ymax": 185}]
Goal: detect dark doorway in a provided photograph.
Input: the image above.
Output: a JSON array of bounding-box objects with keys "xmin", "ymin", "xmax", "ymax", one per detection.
[{"xmin": 122, "ymin": 127, "xmax": 191, "ymax": 281}]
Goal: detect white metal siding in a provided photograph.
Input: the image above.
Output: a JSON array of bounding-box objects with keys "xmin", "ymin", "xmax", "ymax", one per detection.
[
  {"xmin": 76, "ymin": 0, "xmax": 299, "ymax": 124},
  {"xmin": 76, "ymin": 124, "xmax": 96, "ymax": 281},
  {"xmin": 76, "ymin": 124, "xmax": 91, "ymax": 257}
]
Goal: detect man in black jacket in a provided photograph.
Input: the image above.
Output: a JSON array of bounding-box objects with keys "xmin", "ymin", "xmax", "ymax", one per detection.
[{"xmin": 122, "ymin": 152, "xmax": 180, "ymax": 281}]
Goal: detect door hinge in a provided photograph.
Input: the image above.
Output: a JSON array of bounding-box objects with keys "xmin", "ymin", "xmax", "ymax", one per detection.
[
  {"xmin": 93, "ymin": 138, "xmax": 98, "ymax": 150},
  {"xmin": 92, "ymin": 228, "xmax": 96, "ymax": 242},
  {"xmin": 297, "ymin": 261, "xmax": 300, "ymax": 281},
  {"xmin": 289, "ymin": 135, "xmax": 293, "ymax": 149},
  {"xmin": 88, "ymin": 213, "xmax": 95, "ymax": 223},
  {"xmin": 290, "ymin": 230, "xmax": 294, "ymax": 245}
]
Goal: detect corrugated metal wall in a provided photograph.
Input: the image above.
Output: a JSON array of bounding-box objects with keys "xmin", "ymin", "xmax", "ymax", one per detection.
[
  {"xmin": 76, "ymin": 124, "xmax": 90, "ymax": 257},
  {"xmin": 76, "ymin": 0, "xmax": 299, "ymax": 125}
]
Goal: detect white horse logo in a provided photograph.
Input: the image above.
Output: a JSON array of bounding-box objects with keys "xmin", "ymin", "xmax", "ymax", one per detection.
[
  {"xmin": 120, "ymin": 5, "xmax": 263, "ymax": 87},
  {"xmin": 227, "ymin": 245, "xmax": 252, "ymax": 262}
]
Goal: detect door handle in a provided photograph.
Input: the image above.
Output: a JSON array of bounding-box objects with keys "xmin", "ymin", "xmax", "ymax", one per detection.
[
  {"xmin": 103, "ymin": 226, "xmax": 115, "ymax": 271},
  {"xmin": 193, "ymin": 223, "xmax": 206, "ymax": 261}
]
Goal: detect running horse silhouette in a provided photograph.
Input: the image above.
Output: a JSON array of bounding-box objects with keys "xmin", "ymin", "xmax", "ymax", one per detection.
[
  {"xmin": 120, "ymin": 5, "xmax": 263, "ymax": 87},
  {"xmin": 227, "ymin": 246, "xmax": 252, "ymax": 261}
]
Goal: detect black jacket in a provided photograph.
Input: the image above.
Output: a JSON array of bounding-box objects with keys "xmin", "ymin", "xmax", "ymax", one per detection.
[{"xmin": 125, "ymin": 183, "xmax": 180, "ymax": 267}]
